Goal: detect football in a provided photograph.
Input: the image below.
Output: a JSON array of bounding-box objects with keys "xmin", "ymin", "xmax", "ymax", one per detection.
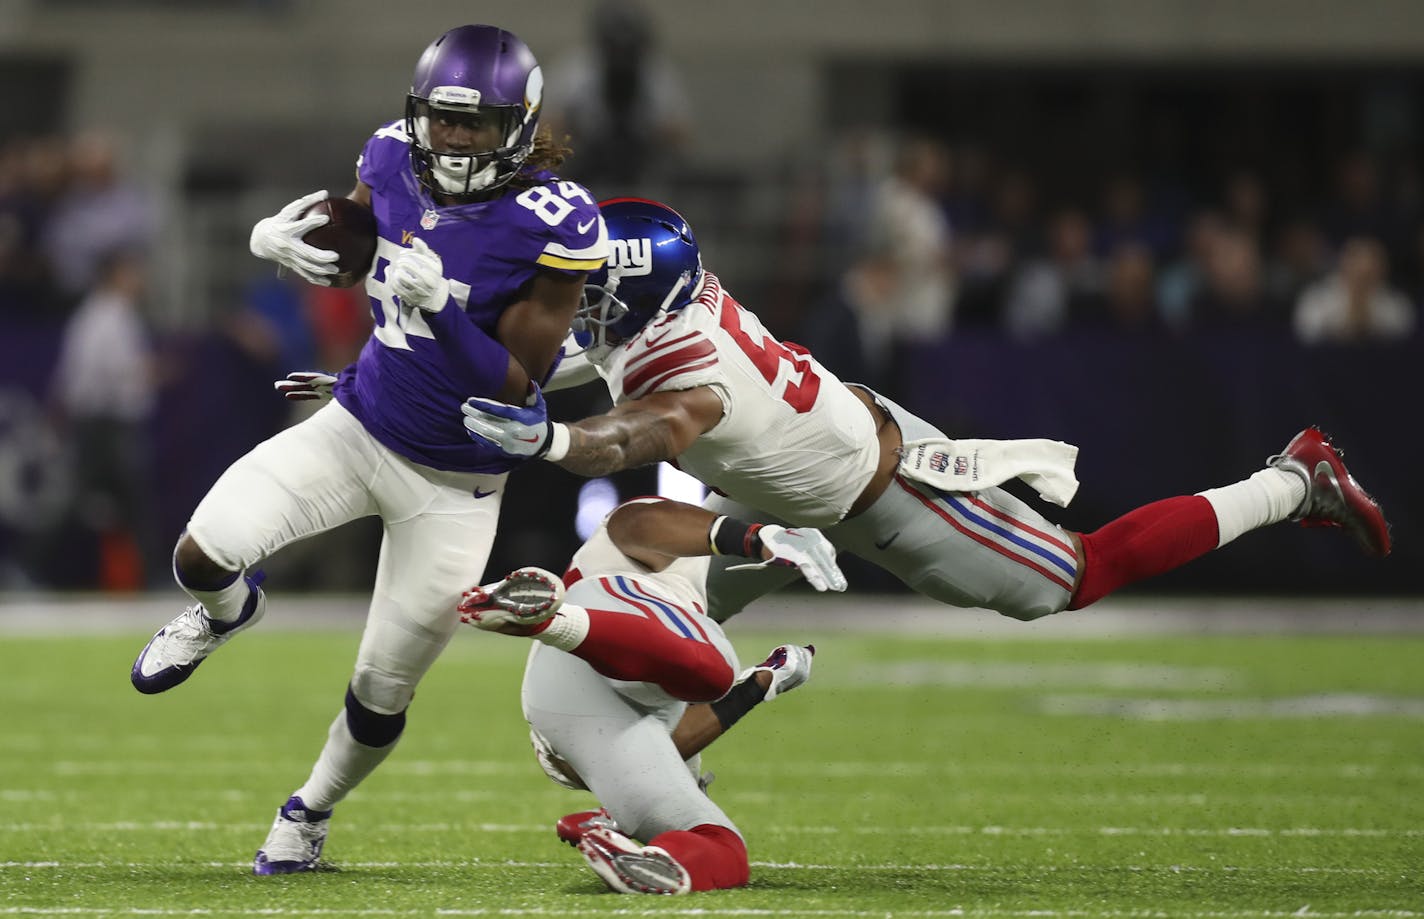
[{"xmin": 300, "ymin": 195, "xmax": 378, "ymax": 288}]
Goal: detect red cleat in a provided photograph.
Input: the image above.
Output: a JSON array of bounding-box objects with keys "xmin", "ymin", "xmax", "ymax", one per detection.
[
  {"xmin": 555, "ymin": 807, "xmax": 619, "ymax": 847},
  {"xmin": 1269, "ymin": 427, "xmax": 1391, "ymax": 557},
  {"xmin": 458, "ymin": 567, "xmax": 564, "ymax": 634},
  {"xmin": 577, "ymin": 826, "xmax": 691, "ymax": 895}
]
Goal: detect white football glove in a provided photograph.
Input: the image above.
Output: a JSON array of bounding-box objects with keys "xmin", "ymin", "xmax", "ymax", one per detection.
[
  {"xmin": 729, "ymin": 525, "xmax": 847, "ymax": 593},
  {"xmin": 249, "ymin": 189, "xmax": 339, "ymax": 286},
  {"xmin": 738, "ymin": 643, "xmax": 816, "ymax": 701},
  {"xmin": 388, "ymin": 237, "xmax": 451, "ymax": 313},
  {"xmin": 273, "ymin": 370, "xmax": 337, "ymax": 402}
]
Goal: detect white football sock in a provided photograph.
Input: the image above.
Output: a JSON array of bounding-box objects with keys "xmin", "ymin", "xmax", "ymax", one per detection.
[
  {"xmin": 535, "ymin": 603, "xmax": 590, "ymax": 652},
  {"xmin": 177, "ymin": 570, "xmax": 252, "ymax": 624},
  {"xmin": 295, "ymin": 712, "xmax": 398, "ymax": 812},
  {"xmin": 1196, "ymin": 467, "xmax": 1307, "ymax": 548}
]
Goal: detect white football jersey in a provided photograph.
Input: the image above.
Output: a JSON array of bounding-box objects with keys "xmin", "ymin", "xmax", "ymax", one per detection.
[
  {"xmin": 566, "ymin": 497, "xmax": 711, "ymax": 605},
  {"xmin": 597, "ymin": 273, "xmax": 878, "ymax": 527}
]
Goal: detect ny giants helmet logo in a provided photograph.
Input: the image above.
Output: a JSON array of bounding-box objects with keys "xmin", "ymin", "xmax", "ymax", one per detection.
[{"xmin": 608, "ymin": 238, "xmax": 653, "ymax": 278}]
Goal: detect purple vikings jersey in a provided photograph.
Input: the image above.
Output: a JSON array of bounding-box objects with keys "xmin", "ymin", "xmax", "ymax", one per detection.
[{"xmin": 334, "ymin": 120, "xmax": 607, "ymax": 472}]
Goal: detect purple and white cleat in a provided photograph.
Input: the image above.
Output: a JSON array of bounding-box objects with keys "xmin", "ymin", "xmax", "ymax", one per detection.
[
  {"xmin": 253, "ymin": 795, "xmax": 331, "ymax": 875},
  {"xmin": 131, "ymin": 572, "xmax": 267, "ymax": 694}
]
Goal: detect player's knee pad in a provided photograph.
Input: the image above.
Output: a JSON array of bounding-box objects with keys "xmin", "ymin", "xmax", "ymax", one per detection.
[
  {"xmin": 350, "ymin": 662, "xmax": 417, "ymax": 712},
  {"xmin": 908, "ymin": 572, "xmax": 1063, "ymax": 623},
  {"xmin": 344, "ymin": 684, "xmax": 407, "ymax": 748},
  {"xmin": 993, "ymin": 600, "xmax": 1060, "ymax": 622},
  {"xmin": 347, "ymin": 664, "xmax": 414, "ymax": 748}
]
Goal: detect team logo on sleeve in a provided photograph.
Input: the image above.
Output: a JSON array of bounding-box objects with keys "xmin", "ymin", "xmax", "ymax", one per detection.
[
  {"xmin": 609, "ymin": 237, "xmax": 652, "ymax": 277},
  {"xmin": 420, "ymin": 209, "xmax": 440, "ymax": 230},
  {"xmin": 930, "ymin": 450, "xmax": 972, "ymax": 478}
]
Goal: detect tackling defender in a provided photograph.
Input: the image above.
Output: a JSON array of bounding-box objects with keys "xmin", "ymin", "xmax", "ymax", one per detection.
[
  {"xmin": 461, "ymin": 198, "xmax": 1391, "ymax": 626},
  {"xmin": 129, "ymin": 25, "xmax": 607, "ymax": 874},
  {"xmin": 459, "ymin": 497, "xmax": 843, "ymax": 894}
]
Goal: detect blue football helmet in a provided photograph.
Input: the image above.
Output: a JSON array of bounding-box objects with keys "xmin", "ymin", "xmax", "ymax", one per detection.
[
  {"xmin": 405, "ymin": 25, "xmax": 544, "ymax": 199},
  {"xmin": 574, "ymin": 197, "xmax": 703, "ymax": 361}
]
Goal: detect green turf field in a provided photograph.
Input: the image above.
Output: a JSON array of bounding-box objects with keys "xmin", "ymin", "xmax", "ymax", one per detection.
[{"xmin": 2, "ymin": 623, "xmax": 1421, "ymax": 916}]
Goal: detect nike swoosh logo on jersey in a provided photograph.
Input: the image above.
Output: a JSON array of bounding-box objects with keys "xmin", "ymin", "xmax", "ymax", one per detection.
[
  {"xmin": 473, "ymin": 487, "xmax": 498, "ymax": 499},
  {"xmin": 642, "ymin": 327, "xmax": 676, "ymax": 348},
  {"xmin": 576, "ymin": 217, "xmax": 597, "ymax": 234},
  {"xmin": 641, "ymin": 322, "xmax": 692, "ymax": 351},
  {"xmin": 874, "ymin": 531, "xmax": 901, "ymax": 551}
]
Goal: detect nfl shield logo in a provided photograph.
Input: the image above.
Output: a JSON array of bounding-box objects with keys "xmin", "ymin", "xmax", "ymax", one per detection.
[
  {"xmin": 420, "ymin": 209, "xmax": 439, "ymax": 230},
  {"xmin": 953, "ymin": 455, "xmax": 970, "ymax": 476},
  {"xmin": 930, "ymin": 451, "xmax": 950, "ymax": 474}
]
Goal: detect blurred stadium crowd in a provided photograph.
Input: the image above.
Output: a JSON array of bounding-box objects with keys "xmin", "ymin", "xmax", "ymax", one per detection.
[
  {"xmin": 780, "ymin": 134, "xmax": 1421, "ymax": 401},
  {"xmin": 0, "ymin": 0, "xmax": 1418, "ymax": 596}
]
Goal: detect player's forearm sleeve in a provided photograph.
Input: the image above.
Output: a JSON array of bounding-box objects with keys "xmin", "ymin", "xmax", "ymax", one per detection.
[{"xmin": 422, "ymin": 304, "xmax": 514, "ymax": 398}]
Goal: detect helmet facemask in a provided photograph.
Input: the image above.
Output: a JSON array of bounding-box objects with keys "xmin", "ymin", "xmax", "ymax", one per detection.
[
  {"xmin": 406, "ymin": 87, "xmax": 531, "ymax": 199},
  {"xmin": 572, "ymin": 264, "xmax": 698, "ymax": 364},
  {"xmin": 570, "ymin": 275, "xmax": 627, "ymax": 365}
]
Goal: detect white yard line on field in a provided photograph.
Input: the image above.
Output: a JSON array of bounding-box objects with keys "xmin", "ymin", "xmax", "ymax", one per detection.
[
  {"xmin": 0, "ymin": 859, "xmax": 1410, "ymax": 875},
  {"xmin": 3, "ymin": 822, "xmax": 1420, "ymax": 839},
  {"xmin": 1, "ymin": 905, "xmax": 1422, "ymax": 918},
  {"xmin": 34, "ymin": 759, "xmax": 1424, "ymax": 779}
]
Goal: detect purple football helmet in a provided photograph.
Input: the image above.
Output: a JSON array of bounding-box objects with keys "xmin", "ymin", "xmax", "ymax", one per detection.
[
  {"xmin": 573, "ymin": 197, "xmax": 703, "ymax": 361},
  {"xmin": 405, "ymin": 25, "xmax": 544, "ymax": 199}
]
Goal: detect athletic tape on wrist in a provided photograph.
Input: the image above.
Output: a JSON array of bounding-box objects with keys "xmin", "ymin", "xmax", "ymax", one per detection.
[
  {"xmin": 543, "ymin": 422, "xmax": 570, "ymax": 462},
  {"xmin": 707, "ymin": 516, "xmax": 726, "ymax": 555}
]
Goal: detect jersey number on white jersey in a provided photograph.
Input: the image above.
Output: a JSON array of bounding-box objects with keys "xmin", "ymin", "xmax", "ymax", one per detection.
[{"xmin": 718, "ymin": 301, "xmax": 822, "ymax": 413}]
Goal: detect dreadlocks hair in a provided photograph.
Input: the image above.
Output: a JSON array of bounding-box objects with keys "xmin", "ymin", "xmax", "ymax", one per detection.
[{"xmin": 512, "ymin": 128, "xmax": 573, "ymax": 187}]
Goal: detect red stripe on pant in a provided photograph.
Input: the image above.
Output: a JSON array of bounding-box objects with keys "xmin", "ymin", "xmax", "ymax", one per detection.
[
  {"xmin": 573, "ymin": 607, "xmax": 736, "ymax": 702},
  {"xmin": 648, "ymin": 824, "xmax": 749, "ymax": 891},
  {"xmin": 1069, "ymin": 495, "xmax": 1221, "ymax": 610}
]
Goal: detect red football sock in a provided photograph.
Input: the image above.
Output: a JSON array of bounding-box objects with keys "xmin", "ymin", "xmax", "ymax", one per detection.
[
  {"xmin": 1069, "ymin": 495, "xmax": 1220, "ymax": 610},
  {"xmin": 648, "ymin": 824, "xmax": 749, "ymax": 892},
  {"xmin": 568, "ymin": 605, "xmax": 736, "ymax": 702}
]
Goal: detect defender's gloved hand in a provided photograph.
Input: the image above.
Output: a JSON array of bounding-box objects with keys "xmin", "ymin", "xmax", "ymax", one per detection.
[
  {"xmin": 730, "ymin": 525, "xmax": 848, "ymax": 592},
  {"xmin": 273, "ymin": 371, "xmax": 338, "ymax": 402},
  {"xmin": 461, "ymin": 383, "xmax": 570, "ymax": 461},
  {"xmin": 737, "ymin": 644, "xmax": 817, "ymax": 701}
]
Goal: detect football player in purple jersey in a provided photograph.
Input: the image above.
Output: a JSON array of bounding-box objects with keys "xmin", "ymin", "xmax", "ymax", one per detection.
[{"xmin": 129, "ymin": 25, "xmax": 608, "ymax": 874}]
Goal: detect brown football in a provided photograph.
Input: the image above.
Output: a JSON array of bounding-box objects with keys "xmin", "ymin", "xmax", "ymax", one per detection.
[{"xmin": 300, "ymin": 195, "xmax": 378, "ymax": 288}]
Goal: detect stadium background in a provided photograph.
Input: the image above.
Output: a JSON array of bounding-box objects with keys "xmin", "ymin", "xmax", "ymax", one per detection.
[{"xmin": 0, "ymin": 0, "xmax": 1418, "ymax": 600}]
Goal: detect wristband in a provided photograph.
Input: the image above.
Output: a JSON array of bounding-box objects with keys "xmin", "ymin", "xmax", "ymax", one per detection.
[
  {"xmin": 708, "ymin": 515, "xmax": 764, "ymax": 558},
  {"xmin": 543, "ymin": 422, "xmax": 570, "ymax": 462},
  {"xmin": 709, "ymin": 675, "xmax": 769, "ymax": 730}
]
